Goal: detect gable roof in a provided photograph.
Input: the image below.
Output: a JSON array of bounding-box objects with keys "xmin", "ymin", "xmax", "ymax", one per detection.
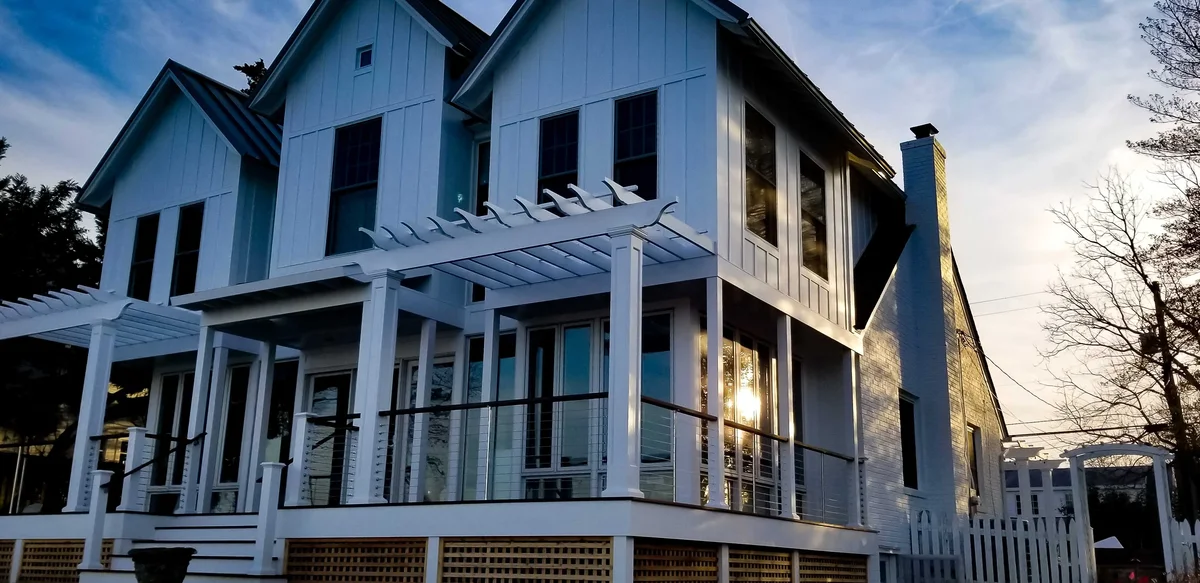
[
  {"xmin": 77, "ymin": 60, "xmax": 282, "ymax": 212},
  {"xmin": 952, "ymin": 256, "xmax": 1011, "ymax": 441},
  {"xmin": 450, "ymin": 0, "xmax": 894, "ymax": 177},
  {"xmin": 249, "ymin": 0, "xmax": 488, "ymax": 116}
]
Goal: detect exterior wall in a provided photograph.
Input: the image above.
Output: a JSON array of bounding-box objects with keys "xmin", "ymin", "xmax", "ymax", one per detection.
[
  {"xmin": 487, "ymin": 0, "xmax": 718, "ymax": 234},
  {"xmin": 272, "ymin": 0, "xmax": 447, "ymax": 275},
  {"xmin": 714, "ymin": 32, "xmax": 852, "ymax": 331},
  {"xmin": 98, "ymin": 86, "xmax": 243, "ymax": 301}
]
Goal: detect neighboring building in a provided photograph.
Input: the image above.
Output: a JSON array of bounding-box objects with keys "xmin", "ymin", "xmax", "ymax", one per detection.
[
  {"xmin": 0, "ymin": 1, "xmax": 1006, "ymax": 582},
  {"xmin": 1002, "ymin": 448, "xmax": 1151, "ymax": 519}
]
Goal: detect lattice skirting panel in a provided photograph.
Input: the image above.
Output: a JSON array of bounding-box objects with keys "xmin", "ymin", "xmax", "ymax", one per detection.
[
  {"xmin": 633, "ymin": 540, "xmax": 719, "ymax": 583},
  {"xmin": 284, "ymin": 538, "xmax": 427, "ymax": 583},
  {"xmin": 18, "ymin": 539, "xmax": 112, "ymax": 583},
  {"xmin": 0, "ymin": 540, "xmax": 13, "ymax": 579},
  {"xmin": 796, "ymin": 550, "xmax": 869, "ymax": 583},
  {"xmin": 440, "ymin": 537, "xmax": 612, "ymax": 582},
  {"xmin": 729, "ymin": 546, "xmax": 792, "ymax": 583}
]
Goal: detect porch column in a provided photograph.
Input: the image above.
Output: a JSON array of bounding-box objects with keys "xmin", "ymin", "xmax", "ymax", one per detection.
[
  {"xmin": 705, "ymin": 278, "xmax": 728, "ymax": 508},
  {"xmin": 179, "ymin": 326, "xmax": 214, "ymax": 514},
  {"xmin": 673, "ymin": 300, "xmax": 701, "ymax": 505},
  {"xmin": 845, "ymin": 350, "xmax": 863, "ymax": 527},
  {"xmin": 474, "ymin": 309, "xmax": 501, "ymax": 499},
  {"xmin": 1015, "ymin": 457, "xmax": 1032, "ymax": 517},
  {"xmin": 196, "ymin": 344, "xmax": 231, "ymax": 512},
  {"xmin": 603, "ymin": 226, "xmax": 644, "ymax": 499},
  {"xmin": 243, "ymin": 342, "xmax": 276, "ymax": 509},
  {"xmin": 349, "ymin": 271, "xmax": 402, "ymax": 505},
  {"xmin": 1068, "ymin": 456, "xmax": 1093, "ymax": 583},
  {"xmin": 406, "ymin": 318, "xmax": 438, "ymax": 503},
  {"xmin": 64, "ymin": 320, "xmax": 118, "ymax": 513},
  {"xmin": 777, "ymin": 314, "xmax": 799, "ymax": 519},
  {"xmin": 1153, "ymin": 454, "xmax": 1178, "ymax": 576}
]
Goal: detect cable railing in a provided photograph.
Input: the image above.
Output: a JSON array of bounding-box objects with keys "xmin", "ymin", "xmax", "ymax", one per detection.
[{"xmin": 794, "ymin": 440, "xmax": 855, "ymax": 525}]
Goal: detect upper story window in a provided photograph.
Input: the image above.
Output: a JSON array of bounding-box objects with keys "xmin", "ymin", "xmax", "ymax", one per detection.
[
  {"xmin": 967, "ymin": 424, "xmax": 980, "ymax": 495},
  {"xmin": 614, "ymin": 92, "xmax": 657, "ymax": 201},
  {"xmin": 538, "ymin": 111, "xmax": 579, "ymax": 204},
  {"xmin": 356, "ymin": 45, "xmax": 373, "ymax": 69},
  {"xmin": 744, "ymin": 104, "xmax": 777, "ymax": 246},
  {"xmin": 470, "ymin": 141, "xmax": 491, "ymax": 304},
  {"xmin": 326, "ymin": 117, "xmax": 382, "ymax": 256},
  {"xmin": 800, "ymin": 153, "xmax": 828, "ymax": 279},
  {"xmin": 900, "ymin": 392, "xmax": 919, "ymax": 489},
  {"xmin": 170, "ymin": 202, "xmax": 204, "ymax": 297},
  {"xmin": 127, "ymin": 213, "xmax": 160, "ymax": 301}
]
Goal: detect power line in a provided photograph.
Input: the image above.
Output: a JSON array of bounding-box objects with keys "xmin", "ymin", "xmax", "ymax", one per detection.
[
  {"xmin": 975, "ymin": 304, "xmax": 1045, "ymax": 318},
  {"xmin": 1009, "ymin": 425, "xmax": 1154, "ymax": 439},
  {"xmin": 970, "ymin": 291, "xmax": 1049, "ymax": 305},
  {"xmin": 1007, "ymin": 417, "xmax": 1072, "ymax": 426},
  {"xmin": 982, "ymin": 353, "xmax": 1058, "ymax": 410}
]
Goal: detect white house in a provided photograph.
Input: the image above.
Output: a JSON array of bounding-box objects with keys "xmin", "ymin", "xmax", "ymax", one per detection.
[{"xmin": 0, "ymin": 1, "xmax": 1008, "ymax": 582}]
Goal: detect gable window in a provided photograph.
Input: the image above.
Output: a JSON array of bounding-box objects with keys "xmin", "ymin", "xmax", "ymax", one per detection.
[
  {"xmin": 900, "ymin": 392, "xmax": 919, "ymax": 489},
  {"xmin": 127, "ymin": 213, "xmax": 160, "ymax": 301},
  {"xmin": 326, "ymin": 117, "xmax": 382, "ymax": 256},
  {"xmin": 537, "ymin": 111, "xmax": 579, "ymax": 203},
  {"xmin": 613, "ymin": 92, "xmax": 657, "ymax": 200},
  {"xmin": 356, "ymin": 45, "xmax": 373, "ymax": 69},
  {"xmin": 744, "ymin": 104, "xmax": 777, "ymax": 246},
  {"xmin": 967, "ymin": 424, "xmax": 981, "ymax": 495},
  {"xmin": 170, "ymin": 202, "xmax": 204, "ymax": 297},
  {"xmin": 800, "ymin": 152, "xmax": 828, "ymax": 278}
]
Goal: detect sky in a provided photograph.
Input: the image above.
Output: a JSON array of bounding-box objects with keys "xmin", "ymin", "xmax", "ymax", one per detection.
[{"xmin": 0, "ymin": 0, "xmax": 1173, "ymax": 455}]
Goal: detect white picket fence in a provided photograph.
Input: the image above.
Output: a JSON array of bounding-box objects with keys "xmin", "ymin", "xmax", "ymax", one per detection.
[
  {"xmin": 909, "ymin": 511, "xmax": 1084, "ymax": 583},
  {"xmin": 1179, "ymin": 519, "xmax": 1200, "ymax": 575}
]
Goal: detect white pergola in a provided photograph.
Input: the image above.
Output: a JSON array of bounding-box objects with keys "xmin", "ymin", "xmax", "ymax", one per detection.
[{"xmin": 0, "ymin": 286, "xmax": 201, "ymax": 513}]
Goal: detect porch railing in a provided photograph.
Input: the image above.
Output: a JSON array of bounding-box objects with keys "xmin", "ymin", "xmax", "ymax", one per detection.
[{"xmin": 285, "ymin": 393, "xmax": 857, "ymax": 526}]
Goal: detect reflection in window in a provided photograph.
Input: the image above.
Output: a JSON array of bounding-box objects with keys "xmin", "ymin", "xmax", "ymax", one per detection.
[
  {"xmin": 537, "ymin": 111, "xmax": 579, "ymax": 203},
  {"xmin": 614, "ymin": 92, "xmax": 658, "ymax": 200},
  {"xmin": 326, "ymin": 117, "xmax": 382, "ymax": 255},
  {"xmin": 461, "ymin": 333, "xmax": 516, "ymax": 501},
  {"xmin": 744, "ymin": 104, "xmax": 777, "ymax": 246},
  {"xmin": 800, "ymin": 153, "xmax": 828, "ymax": 278},
  {"xmin": 219, "ymin": 365, "xmax": 251, "ymax": 484}
]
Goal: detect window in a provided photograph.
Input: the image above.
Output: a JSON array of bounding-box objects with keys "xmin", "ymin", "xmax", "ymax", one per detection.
[
  {"xmin": 170, "ymin": 202, "xmax": 204, "ymax": 296},
  {"xmin": 127, "ymin": 213, "xmax": 160, "ymax": 301},
  {"xmin": 1004, "ymin": 469, "xmax": 1019, "ymax": 488},
  {"xmin": 327, "ymin": 117, "xmax": 382, "ymax": 255},
  {"xmin": 219, "ymin": 365, "xmax": 251, "ymax": 484},
  {"xmin": 1029, "ymin": 469, "xmax": 1044, "ymax": 488},
  {"xmin": 744, "ymin": 104, "xmax": 777, "ymax": 245},
  {"xmin": 538, "ymin": 111, "xmax": 579, "ymax": 203},
  {"xmin": 967, "ymin": 425, "xmax": 980, "ymax": 495},
  {"xmin": 613, "ymin": 92, "xmax": 657, "ymax": 200},
  {"xmin": 356, "ymin": 45, "xmax": 373, "ymax": 69},
  {"xmin": 900, "ymin": 393, "xmax": 919, "ymax": 489},
  {"xmin": 470, "ymin": 141, "xmax": 491, "ymax": 303},
  {"xmin": 1031, "ymin": 493, "xmax": 1040, "ymax": 515},
  {"xmin": 800, "ymin": 152, "xmax": 828, "ymax": 278},
  {"xmin": 460, "ymin": 332, "xmax": 517, "ymax": 501}
]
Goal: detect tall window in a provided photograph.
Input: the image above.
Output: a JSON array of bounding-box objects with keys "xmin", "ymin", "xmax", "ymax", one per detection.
[
  {"xmin": 219, "ymin": 365, "xmax": 251, "ymax": 484},
  {"xmin": 744, "ymin": 104, "xmax": 777, "ymax": 246},
  {"xmin": 327, "ymin": 117, "xmax": 382, "ymax": 256},
  {"xmin": 967, "ymin": 425, "xmax": 980, "ymax": 495},
  {"xmin": 800, "ymin": 152, "xmax": 828, "ymax": 278},
  {"xmin": 171, "ymin": 202, "xmax": 204, "ymax": 296},
  {"xmin": 127, "ymin": 213, "xmax": 160, "ymax": 301},
  {"xmin": 614, "ymin": 92, "xmax": 657, "ymax": 200},
  {"xmin": 538, "ymin": 111, "xmax": 579, "ymax": 203},
  {"xmin": 470, "ymin": 141, "xmax": 491, "ymax": 303},
  {"xmin": 900, "ymin": 393, "xmax": 919, "ymax": 489},
  {"xmin": 461, "ymin": 332, "xmax": 516, "ymax": 501}
]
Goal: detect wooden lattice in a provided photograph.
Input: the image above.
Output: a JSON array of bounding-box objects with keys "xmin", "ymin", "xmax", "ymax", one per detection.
[
  {"xmin": 284, "ymin": 538, "xmax": 427, "ymax": 583},
  {"xmin": 18, "ymin": 539, "xmax": 112, "ymax": 583},
  {"xmin": 0, "ymin": 540, "xmax": 13, "ymax": 580},
  {"xmin": 796, "ymin": 551, "xmax": 868, "ymax": 583},
  {"xmin": 633, "ymin": 541, "xmax": 718, "ymax": 583},
  {"xmin": 440, "ymin": 537, "xmax": 612, "ymax": 582},
  {"xmin": 729, "ymin": 547, "xmax": 792, "ymax": 582}
]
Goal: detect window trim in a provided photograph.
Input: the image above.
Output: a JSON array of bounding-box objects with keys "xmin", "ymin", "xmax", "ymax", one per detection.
[
  {"xmin": 899, "ymin": 391, "xmax": 921, "ymax": 493},
  {"xmin": 967, "ymin": 424, "xmax": 981, "ymax": 496},
  {"xmin": 128, "ymin": 212, "xmax": 161, "ymax": 301},
  {"xmin": 355, "ymin": 44, "xmax": 374, "ymax": 71},
  {"xmin": 797, "ymin": 150, "xmax": 832, "ymax": 281},
  {"xmin": 325, "ymin": 116, "xmax": 383, "ymax": 257},
  {"xmin": 170, "ymin": 201, "xmax": 205, "ymax": 297},
  {"xmin": 742, "ymin": 101, "xmax": 779, "ymax": 248}
]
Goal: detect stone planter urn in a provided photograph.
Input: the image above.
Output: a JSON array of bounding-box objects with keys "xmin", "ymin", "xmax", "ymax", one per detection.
[{"xmin": 128, "ymin": 547, "xmax": 196, "ymax": 583}]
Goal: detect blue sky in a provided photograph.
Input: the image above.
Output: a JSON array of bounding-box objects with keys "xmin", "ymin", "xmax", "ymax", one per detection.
[{"xmin": 0, "ymin": 0, "xmax": 1169, "ymax": 451}]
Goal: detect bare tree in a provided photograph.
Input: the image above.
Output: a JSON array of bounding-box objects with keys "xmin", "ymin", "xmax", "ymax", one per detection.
[{"xmin": 1043, "ymin": 170, "xmax": 1200, "ymax": 519}]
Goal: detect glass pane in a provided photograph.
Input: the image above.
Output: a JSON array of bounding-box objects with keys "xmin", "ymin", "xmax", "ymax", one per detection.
[
  {"xmin": 219, "ymin": 366, "xmax": 251, "ymax": 483},
  {"xmin": 309, "ymin": 373, "xmax": 352, "ymax": 505},
  {"xmin": 524, "ymin": 329, "xmax": 555, "ymax": 470},
  {"xmin": 800, "ymin": 153, "xmax": 827, "ymax": 278},
  {"xmin": 327, "ymin": 185, "xmax": 377, "ymax": 255},
  {"xmin": 152, "ymin": 375, "xmax": 179, "ymax": 487},
  {"xmin": 419, "ymin": 362, "xmax": 455, "ymax": 502},
  {"xmin": 642, "ymin": 314, "xmax": 672, "ymax": 401},
  {"xmin": 744, "ymin": 105, "xmax": 777, "ymax": 245},
  {"xmin": 171, "ymin": 373, "xmax": 194, "ymax": 487},
  {"xmin": 559, "ymin": 326, "xmax": 591, "ymax": 468}
]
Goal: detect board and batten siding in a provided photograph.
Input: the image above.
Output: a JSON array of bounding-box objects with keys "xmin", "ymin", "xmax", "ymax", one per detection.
[
  {"xmin": 488, "ymin": 0, "xmax": 718, "ymax": 234},
  {"xmin": 272, "ymin": 0, "xmax": 446, "ymax": 275},
  {"xmin": 715, "ymin": 32, "xmax": 854, "ymax": 331},
  {"xmin": 99, "ymin": 86, "xmax": 242, "ymax": 302}
]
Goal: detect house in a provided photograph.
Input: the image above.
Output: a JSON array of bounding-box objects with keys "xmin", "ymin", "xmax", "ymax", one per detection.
[
  {"xmin": 0, "ymin": 0, "xmax": 1008, "ymax": 582},
  {"xmin": 1002, "ymin": 447, "xmax": 1152, "ymax": 519}
]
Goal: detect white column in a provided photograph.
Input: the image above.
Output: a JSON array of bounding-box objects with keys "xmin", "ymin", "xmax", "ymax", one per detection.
[
  {"xmin": 285, "ymin": 413, "xmax": 316, "ymax": 506},
  {"xmin": 1015, "ymin": 458, "xmax": 1032, "ymax": 518},
  {"xmin": 474, "ymin": 310, "xmax": 501, "ymax": 499},
  {"xmin": 612, "ymin": 536, "xmax": 635, "ymax": 583},
  {"xmin": 424, "ymin": 537, "xmax": 441, "ymax": 583},
  {"xmin": 65, "ymin": 320, "xmax": 118, "ymax": 513},
  {"xmin": 243, "ymin": 342, "xmax": 276, "ymax": 510},
  {"xmin": 1068, "ymin": 456, "xmax": 1093, "ymax": 583},
  {"xmin": 845, "ymin": 350, "xmax": 863, "ymax": 527},
  {"xmin": 80, "ymin": 470, "xmax": 113, "ymax": 570},
  {"xmin": 1040, "ymin": 467, "xmax": 1055, "ymax": 516},
  {"xmin": 179, "ymin": 326, "xmax": 214, "ymax": 514},
  {"xmin": 705, "ymin": 278, "xmax": 728, "ymax": 509},
  {"xmin": 1153, "ymin": 455, "xmax": 1178, "ymax": 576},
  {"xmin": 446, "ymin": 334, "xmax": 468, "ymax": 501},
  {"xmin": 407, "ymin": 318, "xmax": 438, "ymax": 503},
  {"xmin": 349, "ymin": 272, "xmax": 402, "ymax": 504},
  {"xmin": 673, "ymin": 300, "xmax": 701, "ymax": 505},
  {"xmin": 717, "ymin": 544, "xmax": 730, "ymax": 583},
  {"xmin": 777, "ymin": 314, "xmax": 799, "ymax": 519},
  {"xmin": 9, "ymin": 540, "xmax": 22, "ymax": 583},
  {"xmin": 116, "ymin": 427, "xmax": 149, "ymax": 512},
  {"xmin": 250, "ymin": 462, "xmax": 284, "ymax": 575},
  {"xmin": 603, "ymin": 227, "xmax": 644, "ymax": 499},
  {"xmin": 197, "ymin": 344, "xmax": 231, "ymax": 512}
]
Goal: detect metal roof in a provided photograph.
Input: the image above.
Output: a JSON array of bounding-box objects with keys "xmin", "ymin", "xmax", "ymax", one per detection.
[
  {"xmin": 0, "ymin": 286, "xmax": 201, "ymax": 348},
  {"xmin": 354, "ymin": 179, "xmax": 715, "ymax": 289}
]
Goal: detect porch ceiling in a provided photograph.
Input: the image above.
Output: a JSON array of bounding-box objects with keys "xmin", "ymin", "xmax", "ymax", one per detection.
[
  {"xmin": 355, "ymin": 179, "xmax": 715, "ymax": 289},
  {"xmin": 0, "ymin": 286, "xmax": 200, "ymax": 348}
]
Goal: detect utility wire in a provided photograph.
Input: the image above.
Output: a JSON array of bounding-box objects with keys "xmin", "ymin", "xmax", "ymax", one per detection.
[
  {"xmin": 975, "ymin": 304, "xmax": 1045, "ymax": 318},
  {"xmin": 1009, "ymin": 425, "xmax": 1151, "ymax": 439},
  {"xmin": 982, "ymin": 353, "xmax": 1058, "ymax": 410},
  {"xmin": 970, "ymin": 291, "xmax": 1049, "ymax": 305}
]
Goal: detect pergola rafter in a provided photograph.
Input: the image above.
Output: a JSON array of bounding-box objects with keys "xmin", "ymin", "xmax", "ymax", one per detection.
[{"xmin": 0, "ymin": 285, "xmax": 200, "ymax": 348}]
